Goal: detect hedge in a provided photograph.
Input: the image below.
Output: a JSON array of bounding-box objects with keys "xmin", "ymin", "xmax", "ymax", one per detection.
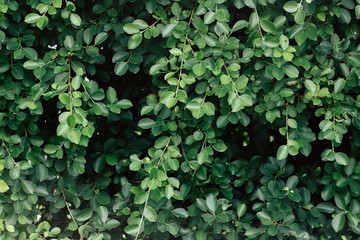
[{"xmin": 0, "ymin": 0, "xmax": 360, "ymax": 239}]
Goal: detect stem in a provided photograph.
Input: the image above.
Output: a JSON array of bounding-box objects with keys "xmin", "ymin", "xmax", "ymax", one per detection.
[
  {"xmin": 135, "ymin": 136, "xmax": 172, "ymax": 240},
  {"xmin": 62, "ymin": 190, "xmax": 77, "ymax": 225},
  {"xmin": 68, "ymin": 60, "xmax": 73, "ymax": 114},
  {"xmin": 254, "ymin": 6, "xmax": 264, "ymax": 41},
  {"xmin": 285, "ymin": 103, "xmax": 289, "ymax": 145},
  {"xmin": 224, "ymin": 64, "xmax": 240, "ymax": 97}
]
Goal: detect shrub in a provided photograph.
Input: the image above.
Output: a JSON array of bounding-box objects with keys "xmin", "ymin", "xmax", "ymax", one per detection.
[{"xmin": 0, "ymin": 0, "xmax": 360, "ymax": 239}]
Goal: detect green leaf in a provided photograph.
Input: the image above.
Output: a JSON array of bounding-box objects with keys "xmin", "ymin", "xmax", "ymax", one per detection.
[
  {"xmin": 283, "ymin": 1, "xmax": 298, "ymax": 13},
  {"xmin": 106, "ymin": 87, "xmax": 117, "ymax": 104},
  {"xmin": 128, "ymin": 33, "xmax": 143, "ymax": 49},
  {"xmin": 68, "ymin": 128, "xmax": 81, "ymax": 144},
  {"xmin": 144, "ymin": 206, "xmax": 157, "ymax": 222},
  {"xmin": 335, "ymin": 152, "xmax": 349, "ymax": 165},
  {"xmin": 304, "ymin": 80, "xmax": 316, "ymax": 93},
  {"xmin": 295, "ymin": 30, "xmax": 307, "ymax": 45},
  {"xmin": 138, "ymin": 118, "xmax": 155, "ymax": 129},
  {"xmin": 206, "ymin": 194, "xmax": 217, "ymax": 212},
  {"xmin": 286, "ymin": 175, "xmax": 298, "ymax": 189},
  {"xmin": 203, "ymin": 102, "xmax": 215, "ymax": 116},
  {"xmin": 5, "ymin": 225, "xmax": 15, "ymax": 233},
  {"xmin": 356, "ymin": 5, "xmax": 360, "ymax": 19},
  {"xmin": 171, "ymin": 208, "xmax": 189, "ymax": 218},
  {"xmin": 44, "ymin": 144, "xmax": 58, "ymax": 154},
  {"xmin": 94, "ymin": 32, "xmax": 108, "ymax": 45},
  {"xmin": 204, "ymin": 12, "xmax": 216, "ymax": 24},
  {"xmin": 112, "ymin": 51, "xmax": 130, "ymax": 63},
  {"xmin": 0, "ymin": 62, "xmax": 10, "ymax": 73},
  {"xmin": 277, "ymin": 145, "xmax": 288, "ymax": 160},
  {"xmin": 213, "ymin": 140, "xmax": 227, "ymax": 152},
  {"xmin": 239, "ymin": 94, "xmax": 252, "ymax": 107},
  {"xmin": 154, "ymin": 136, "xmax": 169, "ymax": 149},
  {"xmin": 23, "ymin": 48, "xmax": 38, "ymax": 60},
  {"xmin": 260, "ymin": 20, "xmax": 276, "ymax": 34},
  {"xmin": 21, "ymin": 180, "xmax": 34, "ymax": 194},
  {"xmin": 105, "ymin": 154, "xmax": 117, "ymax": 166},
  {"xmin": 9, "ymin": 166, "xmax": 20, "ymax": 179},
  {"xmin": 114, "ymin": 62, "xmax": 129, "ymax": 76},
  {"xmin": 162, "ymin": 24, "xmax": 176, "ymax": 37},
  {"xmin": 334, "ymin": 78, "xmax": 345, "ymax": 93},
  {"xmin": 256, "ymin": 211, "xmax": 272, "ymax": 225},
  {"xmin": 332, "ymin": 213, "xmax": 345, "ymax": 232},
  {"xmin": 0, "ymin": 180, "xmax": 9, "ymax": 193},
  {"xmin": 280, "ymin": 35, "xmax": 289, "ymax": 50},
  {"xmin": 197, "ymin": 151, "xmax": 208, "ymax": 165},
  {"xmin": 244, "ymin": 0, "xmax": 256, "ymax": 8},
  {"xmin": 283, "ymin": 65, "xmax": 299, "ymax": 78},
  {"xmin": 125, "ymin": 223, "xmax": 140, "ymax": 236},
  {"xmin": 123, "ymin": 23, "xmax": 140, "ymax": 34},
  {"xmin": 118, "ymin": 99, "xmax": 133, "ymax": 109},
  {"xmin": 237, "ymin": 204, "xmax": 247, "ymax": 218},
  {"xmin": 217, "ymin": 115, "xmax": 228, "ymax": 127},
  {"xmin": 35, "ymin": 163, "xmax": 48, "ymax": 182},
  {"xmin": 192, "ymin": 63, "xmax": 206, "ymax": 76},
  {"xmin": 64, "ymin": 35, "xmax": 74, "ymax": 49},
  {"xmin": 25, "ymin": 13, "xmax": 41, "ymax": 24},
  {"xmin": 75, "ymin": 208, "xmax": 93, "ymax": 222},
  {"xmin": 98, "ymin": 206, "xmax": 108, "ymax": 224},
  {"xmin": 232, "ymin": 20, "xmax": 248, "ymax": 31},
  {"xmin": 70, "ymin": 13, "xmax": 81, "ymax": 26}
]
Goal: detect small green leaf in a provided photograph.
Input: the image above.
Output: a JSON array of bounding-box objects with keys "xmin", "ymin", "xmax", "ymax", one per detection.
[
  {"xmin": 114, "ymin": 62, "xmax": 128, "ymax": 76},
  {"xmin": 98, "ymin": 206, "xmax": 108, "ymax": 224},
  {"xmin": 0, "ymin": 180, "xmax": 9, "ymax": 193},
  {"xmin": 213, "ymin": 139, "xmax": 227, "ymax": 152},
  {"xmin": 144, "ymin": 206, "xmax": 157, "ymax": 222},
  {"xmin": 94, "ymin": 32, "xmax": 108, "ymax": 45},
  {"xmin": 68, "ymin": 128, "xmax": 81, "ymax": 144},
  {"xmin": 105, "ymin": 154, "xmax": 117, "ymax": 166},
  {"xmin": 106, "ymin": 87, "xmax": 117, "ymax": 104},
  {"xmin": 304, "ymin": 80, "xmax": 316, "ymax": 93},
  {"xmin": 203, "ymin": 102, "xmax": 215, "ymax": 116},
  {"xmin": 171, "ymin": 208, "xmax": 189, "ymax": 218},
  {"xmin": 25, "ymin": 13, "xmax": 41, "ymax": 24},
  {"xmin": 70, "ymin": 13, "xmax": 81, "ymax": 26},
  {"xmin": 332, "ymin": 213, "xmax": 345, "ymax": 232},
  {"xmin": 162, "ymin": 24, "xmax": 176, "ymax": 37},
  {"xmin": 75, "ymin": 208, "xmax": 93, "ymax": 222},
  {"xmin": 283, "ymin": 65, "xmax": 299, "ymax": 78},
  {"xmin": 206, "ymin": 194, "xmax": 217, "ymax": 212},
  {"xmin": 277, "ymin": 145, "xmax": 288, "ymax": 160},
  {"xmin": 283, "ymin": 1, "xmax": 298, "ymax": 13},
  {"xmin": 335, "ymin": 152, "xmax": 349, "ymax": 165},
  {"xmin": 35, "ymin": 163, "xmax": 49, "ymax": 182},
  {"xmin": 138, "ymin": 118, "xmax": 155, "ymax": 129},
  {"xmin": 21, "ymin": 180, "xmax": 34, "ymax": 194},
  {"xmin": 232, "ymin": 20, "xmax": 248, "ymax": 31},
  {"xmin": 123, "ymin": 23, "xmax": 140, "ymax": 34},
  {"xmin": 128, "ymin": 33, "xmax": 143, "ymax": 49},
  {"xmin": 260, "ymin": 20, "xmax": 276, "ymax": 34},
  {"xmin": 334, "ymin": 78, "xmax": 345, "ymax": 93},
  {"xmin": 237, "ymin": 204, "xmax": 247, "ymax": 218},
  {"xmin": 197, "ymin": 151, "xmax": 208, "ymax": 165},
  {"xmin": 192, "ymin": 63, "xmax": 206, "ymax": 76},
  {"xmin": 280, "ymin": 35, "xmax": 289, "ymax": 50}
]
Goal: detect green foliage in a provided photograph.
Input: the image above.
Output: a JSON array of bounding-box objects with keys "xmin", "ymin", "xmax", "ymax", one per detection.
[{"xmin": 0, "ymin": 0, "xmax": 359, "ymax": 239}]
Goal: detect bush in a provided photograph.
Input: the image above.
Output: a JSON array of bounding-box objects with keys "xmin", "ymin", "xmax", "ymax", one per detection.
[{"xmin": 0, "ymin": 0, "xmax": 360, "ymax": 239}]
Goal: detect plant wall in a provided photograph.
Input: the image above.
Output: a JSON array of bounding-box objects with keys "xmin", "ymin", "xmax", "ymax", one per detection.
[{"xmin": 0, "ymin": 0, "xmax": 360, "ymax": 239}]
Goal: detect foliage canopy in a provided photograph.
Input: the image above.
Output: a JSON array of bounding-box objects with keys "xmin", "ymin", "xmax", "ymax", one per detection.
[{"xmin": 0, "ymin": 0, "xmax": 360, "ymax": 239}]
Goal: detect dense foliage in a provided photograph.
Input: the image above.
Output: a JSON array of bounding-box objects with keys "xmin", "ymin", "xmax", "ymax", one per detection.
[{"xmin": 0, "ymin": 0, "xmax": 360, "ymax": 239}]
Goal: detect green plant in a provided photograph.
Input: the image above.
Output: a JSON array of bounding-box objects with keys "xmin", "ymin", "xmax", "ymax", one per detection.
[{"xmin": 0, "ymin": 0, "xmax": 359, "ymax": 239}]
